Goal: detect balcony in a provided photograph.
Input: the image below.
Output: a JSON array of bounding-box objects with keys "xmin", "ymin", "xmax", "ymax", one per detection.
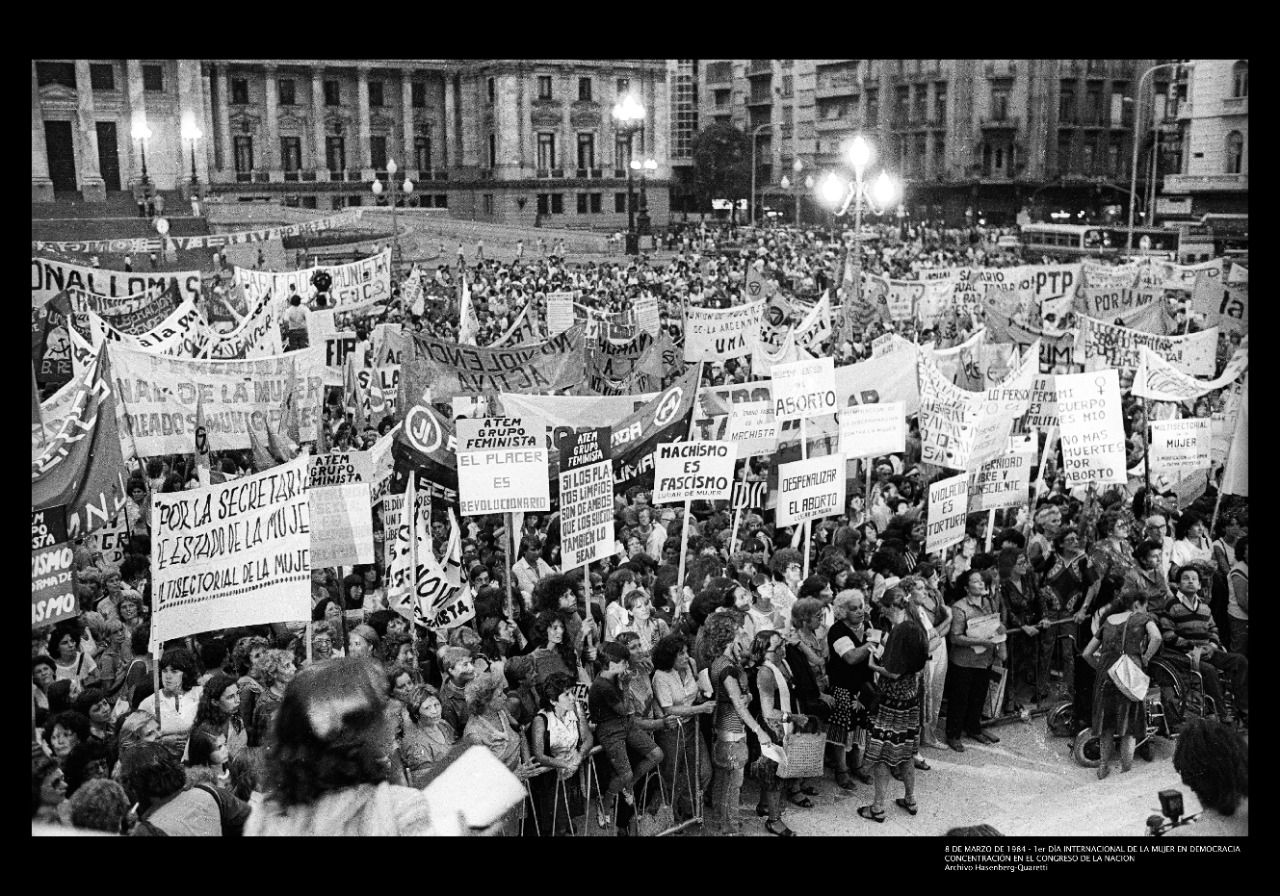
[
  {"xmin": 1163, "ymin": 173, "xmax": 1248, "ymax": 193},
  {"xmin": 747, "ymin": 92, "xmax": 773, "ymax": 106},
  {"xmin": 980, "ymin": 115, "xmax": 1019, "ymax": 131},
  {"xmin": 705, "ymin": 62, "xmax": 733, "ymax": 84},
  {"xmin": 749, "ymin": 60, "xmax": 772, "ymax": 75},
  {"xmin": 1221, "ymin": 95, "xmax": 1248, "ymax": 115},
  {"xmin": 816, "ymin": 76, "xmax": 859, "ymax": 98}
]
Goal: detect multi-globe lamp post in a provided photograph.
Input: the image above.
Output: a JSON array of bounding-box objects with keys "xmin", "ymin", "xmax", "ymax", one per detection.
[
  {"xmin": 371, "ymin": 158, "xmax": 413, "ymax": 273},
  {"xmin": 779, "ymin": 158, "xmax": 813, "ymax": 228}
]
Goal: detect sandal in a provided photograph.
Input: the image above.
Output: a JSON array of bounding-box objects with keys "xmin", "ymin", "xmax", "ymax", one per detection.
[
  {"xmin": 895, "ymin": 797, "xmax": 919, "ymax": 816},
  {"xmin": 857, "ymin": 805, "xmax": 886, "ymax": 823},
  {"xmin": 914, "ymin": 758, "xmax": 931, "ymax": 771},
  {"xmin": 765, "ymin": 820, "xmax": 797, "ymax": 837},
  {"xmin": 835, "ymin": 772, "xmax": 857, "ymax": 791},
  {"xmin": 787, "ymin": 794, "xmax": 815, "ymax": 809}
]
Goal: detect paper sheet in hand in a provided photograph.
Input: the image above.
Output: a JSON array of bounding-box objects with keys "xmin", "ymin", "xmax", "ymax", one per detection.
[{"xmin": 422, "ymin": 745, "xmax": 525, "ymax": 830}]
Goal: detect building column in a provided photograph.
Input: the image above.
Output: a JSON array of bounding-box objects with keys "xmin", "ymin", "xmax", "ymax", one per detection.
[
  {"xmin": 311, "ymin": 68, "xmax": 326, "ymax": 172},
  {"xmin": 560, "ymin": 70, "xmax": 573, "ymax": 173},
  {"xmin": 401, "ymin": 69, "xmax": 415, "ymax": 171},
  {"xmin": 356, "ymin": 65, "xmax": 372, "ymax": 172},
  {"xmin": 262, "ymin": 64, "xmax": 279, "ymax": 172},
  {"xmin": 651, "ymin": 70, "xmax": 669, "ymax": 177},
  {"xmin": 73, "ymin": 60, "xmax": 106, "ymax": 201},
  {"xmin": 176, "ymin": 60, "xmax": 209, "ymax": 195},
  {"xmin": 31, "ymin": 60, "xmax": 53, "ymax": 202},
  {"xmin": 214, "ymin": 64, "xmax": 231, "ymax": 173},
  {"xmin": 126, "ymin": 59, "xmax": 148, "ymax": 189},
  {"xmin": 201, "ymin": 64, "xmax": 218, "ymax": 176},
  {"xmin": 443, "ymin": 72, "xmax": 456, "ymax": 170},
  {"xmin": 600, "ymin": 72, "xmax": 613, "ymax": 173}
]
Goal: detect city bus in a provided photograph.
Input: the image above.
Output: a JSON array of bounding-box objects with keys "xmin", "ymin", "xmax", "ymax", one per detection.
[{"xmin": 1020, "ymin": 223, "xmax": 1180, "ymax": 259}]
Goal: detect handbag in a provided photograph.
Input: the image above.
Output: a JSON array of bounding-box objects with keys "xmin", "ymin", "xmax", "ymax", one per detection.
[
  {"xmin": 632, "ymin": 771, "xmax": 674, "ymax": 837},
  {"xmin": 777, "ymin": 724, "xmax": 826, "ymax": 779},
  {"xmin": 1106, "ymin": 618, "xmax": 1149, "ymax": 702}
]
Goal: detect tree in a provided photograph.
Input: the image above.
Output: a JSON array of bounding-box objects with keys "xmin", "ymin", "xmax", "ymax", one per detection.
[{"xmin": 690, "ymin": 123, "xmax": 752, "ymax": 224}]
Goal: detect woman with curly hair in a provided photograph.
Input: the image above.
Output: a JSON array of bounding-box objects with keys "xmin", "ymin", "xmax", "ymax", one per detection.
[
  {"xmin": 122, "ymin": 741, "xmax": 222, "ymax": 836},
  {"xmin": 44, "ymin": 710, "xmax": 90, "ymax": 762},
  {"xmin": 619, "ymin": 589, "xmax": 670, "ymax": 654},
  {"xmin": 398, "ymin": 683, "xmax": 456, "ymax": 788},
  {"xmin": 231, "ymin": 636, "xmax": 270, "ymax": 736},
  {"xmin": 603, "ymin": 568, "xmax": 639, "ymax": 642},
  {"xmin": 137, "ymin": 647, "xmax": 202, "ymax": 750},
  {"xmin": 313, "ymin": 597, "xmax": 348, "ymax": 659},
  {"xmin": 462, "ymin": 671, "xmax": 546, "ymax": 835},
  {"xmin": 247, "ymin": 657, "xmax": 438, "ymax": 835},
  {"xmin": 1164, "ymin": 719, "xmax": 1249, "ymax": 836},
  {"xmin": 32, "ymin": 756, "xmax": 67, "ymax": 826},
  {"xmin": 115, "ymin": 592, "xmax": 146, "ymax": 639},
  {"xmin": 528, "ymin": 672, "xmax": 592, "ymax": 836},
  {"xmin": 507, "ymin": 610, "xmax": 585, "ymax": 691},
  {"xmin": 746, "ymin": 629, "xmax": 809, "ymax": 836},
  {"xmin": 193, "ymin": 673, "xmax": 247, "ymax": 761},
  {"xmin": 826, "ymin": 590, "xmax": 875, "ymax": 790},
  {"xmin": 249, "ymin": 649, "xmax": 297, "ymax": 749}
]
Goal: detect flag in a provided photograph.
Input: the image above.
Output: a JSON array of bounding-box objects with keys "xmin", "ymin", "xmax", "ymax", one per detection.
[
  {"xmin": 426, "ymin": 509, "xmax": 475, "ymax": 633},
  {"xmin": 266, "ymin": 417, "xmax": 298, "ymax": 464},
  {"xmin": 343, "ymin": 351, "xmax": 368, "ymax": 433},
  {"xmin": 364, "ymin": 369, "xmax": 389, "ymax": 423},
  {"xmin": 31, "ymin": 360, "xmax": 44, "ymax": 448},
  {"xmin": 247, "ymin": 423, "xmax": 276, "ymax": 471},
  {"xmin": 490, "ymin": 299, "xmax": 537, "ymax": 347},
  {"xmin": 385, "ymin": 473, "xmax": 417, "ymax": 625},
  {"xmin": 279, "ymin": 369, "xmax": 302, "ymax": 445},
  {"xmin": 1220, "ymin": 374, "xmax": 1248, "ymax": 496},
  {"xmin": 194, "ymin": 395, "xmax": 211, "ymax": 486},
  {"xmin": 458, "ymin": 278, "xmax": 479, "ymax": 346}
]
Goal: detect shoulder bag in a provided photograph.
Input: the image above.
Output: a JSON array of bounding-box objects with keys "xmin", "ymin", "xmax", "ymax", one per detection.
[{"xmin": 1107, "ymin": 617, "xmax": 1149, "ymax": 702}]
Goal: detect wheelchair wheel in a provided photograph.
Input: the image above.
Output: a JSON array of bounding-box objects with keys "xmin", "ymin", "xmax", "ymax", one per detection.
[
  {"xmin": 1136, "ymin": 740, "xmax": 1155, "ymax": 763},
  {"xmin": 1046, "ymin": 701, "xmax": 1077, "ymax": 738},
  {"xmin": 1072, "ymin": 728, "xmax": 1103, "ymax": 768}
]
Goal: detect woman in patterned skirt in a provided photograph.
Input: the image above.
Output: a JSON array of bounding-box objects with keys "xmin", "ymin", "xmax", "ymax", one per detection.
[
  {"xmin": 858, "ymin": 589, "xmax": 930, "ymax": 822},
  {"xmin": 826, "ymin": 591, "xmax": 875, "ymax": 790}
]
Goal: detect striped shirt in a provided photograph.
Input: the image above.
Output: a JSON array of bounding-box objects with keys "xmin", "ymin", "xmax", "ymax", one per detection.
[{"xmin": 1158, "ymin": 594, "xmax": 1221, "ymax": 652}]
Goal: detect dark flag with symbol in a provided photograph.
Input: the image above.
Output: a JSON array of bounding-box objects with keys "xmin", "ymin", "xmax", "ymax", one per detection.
[{"xmin": 731, "ymin": 480, "xmax": 767, "ymax": 511}]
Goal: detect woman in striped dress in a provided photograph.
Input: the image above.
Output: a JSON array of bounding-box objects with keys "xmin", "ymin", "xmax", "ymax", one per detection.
[{"xmin": 858, "ymin": 589, "xmax": 930, "ymax": 823}]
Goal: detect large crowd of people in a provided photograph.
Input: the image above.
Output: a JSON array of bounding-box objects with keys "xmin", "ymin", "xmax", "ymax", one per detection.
[{"xmin": 33, "ymin": 217, "xmax": 1248, "ymax": 837}]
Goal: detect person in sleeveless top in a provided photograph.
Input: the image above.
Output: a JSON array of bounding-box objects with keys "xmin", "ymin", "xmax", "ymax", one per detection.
[{"xmin": 1081, "ymin": 593, "xmax": 1161, "ymax": 779}]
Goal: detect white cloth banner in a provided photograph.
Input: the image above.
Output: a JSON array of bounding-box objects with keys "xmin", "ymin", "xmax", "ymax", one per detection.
[
  {"xmin": 967, "ymin": 436, "xmax": 1035, "ymax": 513},
  {"xmin": 1079, "ymin": 317, "xmax": 1217, "ymax": 377},
  {"xmin": 546, "ymin": 292, "xmax": 575, "ymax": 336},
  {"xmin": 80, "ymin": 300, "xmax": 211, "ymax": 358},
  {"xmin": 204, "ymin": 290, "xmax": 283, "ymax": 359},
  {"xmin": 309, "ymin": 483, "xmax": 375, "ymax": 566},
  {"xmin": 235, "ymin": 250, "xmax": 392, "ymax": 313},
  {"xmin": 1131, "ymin": 342, "xmax": 1248, "ymax": 403},
  {"xmin": 150, "ymin": 455, "xmax": 311, "ymax": 643},
  {"xmin": 684, "ymin": 300, "xmax": 763, "ymax": 362},
  {"xmin": 32, "ymin": 257, "xmax": 203, "ymax": 308}
]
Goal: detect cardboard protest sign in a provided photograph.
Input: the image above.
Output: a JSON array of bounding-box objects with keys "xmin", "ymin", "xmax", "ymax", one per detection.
[
  {"xmin": 653, "ymin": 441, "xmax": 736, "ymax": 504},
  {"xmin": 966, "ymin": 408, "xmax": 1014, "ymax": 472},
  {"xmin": 401, "ymin": 323, "xmax": 585, "ymax": 400},
  {"xmin": 557, "ymin": 428, "xmax": 615, "ymax": 572},
  {"xmin": 926, "ymin": 473, "xmax": 969, "ymax": 553},
  {"xmin": 838, "ymin": 402, "xmax": 905, "ymax": 459},
  {"xmin": 308, "ymin": 451, "xmax": 374, "ymax": 486},
  {"xmin": 32, "ymin": 256, "xmax": 203, "ymax": 308},
  {"xmin": 1149, "ymin": 418, "xmax": 1211, "ymax": 471},
  {"xmin": 84, "ymin": 515, "xmax": 129, "ymax": 568},
  {"xmin": 967, "ymin": 436, "xmax": 1034, "ymax": 513},
  {"xmin": 1026, "ymin": 375, "xmax": 1059, "ymax": 430},
  {"xmin": 309, "ymin": 483, "xmax": 375, "ymax": 566},
  {"xmin": 546, "ymin": 292, "xmax": 575, "ymax": 336},
  {"xmin": 1055, "ymin": 369, "xmax": 1127, "ymax": 487},
  {"xmin": 683, "ymin": 300, "xmax": 763, "ymax": 362},
  {"xmin": 634, "ymin": 294, "xmax": 660, "ymax": 336},
  {"xmin": 726, "ymin": 394, "xmax": 779, "ymax": 458},
  {"xmin": 455, "ymin": 417, "xmax": 550, "ymax": 515},
  {"xmin": 150, "ymin": 455, "xmax": 311, "ymax": 643},
  {"xmin": 916, "ymin": 352, "xmax": 978, "ymax": 470},
  {"xmin": 776, "ymin": 453, "xmax": 847, "ymax": 527},
  {"xmin": 235, "ymin": 250, "xmax": 392, "ymax": 313},
  {"xmin": 1079, "ymin": 317, "xmax": 1217, "ymax": 377},
  {"xmin": 109, "ymin": 343, "xmax": 324, "ymax": 456},
  {"xmin": 32, "ymin": 540, "xmax": 78, "ymax": 628},
  {"xmin": 772, "ymin": 356, "xmax": 837, "ymax": 422}
]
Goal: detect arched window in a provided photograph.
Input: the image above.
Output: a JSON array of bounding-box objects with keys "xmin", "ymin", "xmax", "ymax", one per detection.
[
  {"xmin": 1225, "ymin": 131, "xmax": 1244, "ymax": 174},
  {"xmin": 1232, "ymin": 61, "xmax": 1248, "ymax": 98}
]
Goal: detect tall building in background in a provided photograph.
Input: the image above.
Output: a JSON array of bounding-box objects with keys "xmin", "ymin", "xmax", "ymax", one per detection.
[
  {"xmin": 1161, "ymin": 59, "xmax": 1248, "ymax": 218},
  {"xmin": 32, "ymin": 59, "xmax": 669, "ymax": 230}
]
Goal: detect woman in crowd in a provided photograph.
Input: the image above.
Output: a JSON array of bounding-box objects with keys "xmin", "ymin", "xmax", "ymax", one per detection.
[
  {"xmin": 706, "ymin": 612, "xmax": 773, "ymax": 835},
  {"xmin": 509, "ymin": 611, "xmax": 584, "ymax": 690},
  {"xmin": 1081, "ymin": 591, "xmax": 1161, "ymax": 779},
  {"xmin": 193, "ymin": 673, "xmax": 247, "ymax": 762},
  {"xmin": 1087, "ymin": 510, "xmax": 1138, "ymax": 625},
  {"xmin": 398, "ymin": 683, "xmax": 456, "ymax": 788},
  {"xmin": 136, "ymin": 648, "xmax": 202, "ymax": 753},
  {"xmin": 1227, "ymin": 537, "xmax": 1248, "ymax": 656},
  {"xmin": 746, "ymin": 629, "xmax": 807, "ymax": 836},
  {"xmin": 116, "ymin": 592, "xmax": 146, "ymax": 639},
  {"xmin": 1169, "ymin": 512, "xmax": 1213, "ymax": 571},
  {"xmin": 32, "ymin": 757, "xmax": 67, "ymax": 826},
  {"xmin": 44, "ymin": 710, "xmax": 90, "ymax": 763},
  {"xmin": 528, "ymin": 672, "xmax": 591, "ymax": 836},
  {"xmin": 247, "ymin": 657, "xmax": 438, "ymax": 835},
  {"xmin": 309, "ymin": 622, "xmax": 338, "ymax": 664},
  {"xmin": 122, "ymin": 741, "xmax": 223, "ymax": 836},
  {"xmin": 313, "ymin": 599, "xmax": 349, "ymax": 658},
  {"xmin": 347, "ymin": 624, "xmax": 381, "ymax": 660},
  {"xmin": 231, "ymin": 636, "xmax": 270, "ymax": 737},
  {"xmin": 858, "ymin": 592, "xmax": 929, "ymax": 822},
  {"xmin": 463, "ymin": 671, "xmax": 545, "ymax": 834},
  {"xmin": 905, "ymin": 572, "xmax": 951, "ymax": 750},
  {"xmin": 92, "ymin": 618, "xmax": 128, "ymax": 702},
  {"xmin": 184, "ymin": 728, "xmax": 251, "ymax": 834},
  {"xmin": 651, "ymin": 633, "xmax": 713, "ymax": 824},
  {"xmin": 50, "ymin": 622, "xmax": 98, "ymax": 688},
  {"xmin": 1164, "ymin": 719, "xmax": 1248, "ymax": 836},
  {"xmin": 1041, "ymin": 527, "xmax": 1096, "ymax": 697},
  {"xmin": 603, "ymin": 569, "xmax": 638, "ymax": 642},
  {"xmin": 998, "ymin": 548, "xmax": 1049, "ymax": 716},
  {"xmin": 249, "ymin": 649, "xmax": 297, "ymax": 749},
  {"xmin": 619, "ymin": 589, "xmax": 670, "ymax": 653},
  {"xmin": 826, "ymin": 590, "xmax": 875, "ymax": 790}
]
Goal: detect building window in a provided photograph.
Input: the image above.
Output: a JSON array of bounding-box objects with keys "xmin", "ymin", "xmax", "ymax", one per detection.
[
  {"xmin": 483, "ymin": 194, "xmax": 494, "ymax": 215},
  {"xmin": 895, "ymin": 85, "xmax": 909, "ymax": 124},
  {"xmin": 1232, "ymin": 61, "xmax": 1248, "ymax": 98},
  {"xmin": 370, "ymin": 135, "xmax": 387, "ymax": 171},
  {"xmin": 933, "ymin": 133, "xmax": 946, "ymax": 175},
  {"xmin": 278, "ymin": 78, "xmax": 295, "ymax": 105},
  {"xmin": 1225, "ymin": 131, "xmax": 1244, "ymax": 174},
  {"xmin": 913, "ymin": 87, "xmax": 927, "ymax": 123},
  {"xmin": 577, "ymin": 193, "xmax": 589, "ymax": 214},
  {"xmin": 234, "ymin": 136, "xmax": 254, "ymax": 173},
  {"xmin": 412, "ymin": 82, "xmax": 426, "ymax": 108},
  {"xmin": 590, "ymin": 193, "xmax": 602, "ymax": 213},
  {"xmin": 487, "ymin": 77, "xmax": 495, "ymax": 103},
  {"xmin": 1108, "ymin": 135, "xmax": 1123, "ymax": 176},
  {"xmin": 538, "ymin": 76, "xmax": 553, "ymax": 100},
  {"xmin": 1057, "ymin": 133, "xmax": 1072, "ymax": 174},
  {"xmin": 143, "ymin": 64, "xmax": 164, "ymax": 92},
  {"xmin": 368, "ymin": 81, "xmax": 384, "ymax": 107},
  {"xmin": 415, "ymin": 137, "xmax": 431, "ymax": 172},
  {"xmin": 578, "ymin": 77, "xmax": 592, "ymax": 101},
  {"xmin": 537, "ymin": 194, "xmax": 550, "ymax": 215},
  {"xmin": 231, "ymin": 78, "xmax": 249, "ymax": 105},
  {"xmin": 714, "ymin": 88, "xmax": 731, "ymax": 108},
  {"xmin": 326, "ymin": 137, "xmax": 345, "ymax": 173},
  {"xmin": 933, "ymin": 85, "xmax": 947, "ymax": 123},
  {"xmin": 324, "ymin": 80, "xmax": 340, "ymax": 106},
  {"xmin": 1059, "ymin": 82, "xmax": 1076, "ymax": 122},
  {"xmin": 781, "ymin": 75, "xmax": 793, "ymax": 98},
  {"xmin": 347, "ymin": 196, "xmax": 362, "ymax": 207},
  {"xmin": 1085, "ymin": 87, "xmax": 1102, "ymax": 125},
  {"xmin": 577, "ymin": 133, "xmax": 595, "ymax": 170},
  {"xmin": 488, "ymin": 134, "xmax": 496, "ymax": 168},
  {"xmin": 89, "ymin": 63, "xmax": 114, "ymax": 91},
  {"xmin": 35, "ymin": 62, "xmax": 76, "ymax": 89},
  {"xmin": 990, "ymin": 85, "xmax": 1010, "ymax": 121},
  {"xmin": 435, "ymin": 194, "xmax": 448, "ymax": 208},
  {"xmin": 615, "ymin": 192, "xmax": 627, "ymax": 213},
  {"xmin": 1081, "ymin": 140, "xmax": 1095, "ymax": 174},
  {"xmin": 865, "ymin": 88, "xmax": 879, "ymax": 125},
  {"xmin": 550, "ymin": 193, "xmax": 564, "ymax": 214},
  {"xmin": 616, "ymin": 135, "xmax": 632, "ymax": 170},
  {"xmin": 281, "ymin": 137, "xmax": 301, "ymax": 172},
  {"xmin": 537, "ymin": 133, "xmax": 556, "ymax": 171},
  {"xmin": 616, "ymin": 77, "xmax": 630, "ymax": 97}
]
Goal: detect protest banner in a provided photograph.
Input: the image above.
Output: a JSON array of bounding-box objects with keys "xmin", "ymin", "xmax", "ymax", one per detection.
[
  {"xmin": 95, "ymin": 283, "xmax": 182, "ymax": 335},
  {"xmin": 684, "ymin": 300, "xmax": 763, "ymax": 362},
  {"xmin": 1079, "ymin": 316, "xmax": 1217, "ymax": 377},
  {"xmin": 634, "ymin": 294, "xmax": 660, "ymax": 336},
  {"xmin": 31, "ymin": 507, "xmax": 68, "ymax": 552},
  {"xmin": 870, "ymin": 333, "xmax": 897, "ymax": 357},
  {"xmin": 205, "ymin": 290, "xmax": 283, "ymax": 359},
  {"xmin": 84, "ymin": 515, "xmax": 129, "ymax": 567},
  {"xmin": 968, "ymin": 436, "xmax": 1035, "ymax": 513},
  {"xmin": 323, "ymin": 331, "xmax": 359, "ymax": 386},
  {"xmin": 1025, "ymin": 375, "xmax": 1059, "ymax": 430},
  {"xmin": 400, "ymin": 323, "xmax": 585, "ymax": 400},
  {"xmin": 456, "ymin": 417, "xmax": 550, "ymax": 515},
  {"xmin": 557, "ymin": 428, "xmax": 615, "ymax": 572},
  {"xmin": 776, "ymin": 453, "xmax": 847, "ymax": 527},
  {"xmin": 1075, "ymin": 285, "xmax": 1170, "ymax": 333},
  {"xmin": 32, "ymin": 298, "xmax": 74, "ymax": 387},
  {"xmin": 32, "ymin": 540, "xmax": 78, "ymax": 628},
  {"xmin": 1159, "ymin": 257, "xmax": 1224, "ymax": 291},
  {"xmin": 1191, "ymin": 275, "xmax": 1248, "ymax": 336},
  {"xmin": 235, "ymin": 250, "xmax": 391, "ymax": 313},
  {"xmin": 108, "ymin": 343, "xmax": 324, "ymax": 456},
  {"xmin": 839, "ymin": 402, "xmax": 905, "ymax": 459},
  {"xmin": 916, "ymin": 351, "xmax": 978, "ymax": 470},
  {"xmin": 149, "ymin": 455, "xmax": 311, "ymax": 643},
  {"xmin": 1131, "ymin": 342, "xmax": 1248, "ymax": 403},
  {"xmin": 1055, "ymin": 369, "xmax": 1127, "ymax": 487},
  {"xmin": 653, "ymin": 441, "xmax": 736, "ymax": 504},
  {"xmin": 966, "ymin": 407, "xmax": 1013, "ymax": 472},
  {"xmin": 1220, "ymin": 375, "xmax": 1248, "ymax": 498},
  {"xmin": 308, "ymin": 451, "xmax": 374, "ymax": 487},
  {"xmin": 309, "ymin": 483, "xmax": 375, "ymax": 567},
  {"xmin": 81, "ymin": 298, "xmax": 212, "ymax": 358},
  {"xmin": 587, "ymin": 330, "xmax": 662, "ymax": 395},
  {"xmin": 31, "ymin": 350, "xmax": 128, "ymax": 540},
  {"xmin": 725, "ymin": 394, "xmax": 779, "ymax": 458},
  {"xmin": 546, "ymin": 292, "xmax": 575, "ymax": 336},
  {"xmin": 32, "ymin": 256, "xmax": 204, "ymax": 308},
  {"xmin": 1082, "ymin": 261, "xmax": 1141, "ymax": 290},
  {"xmin": 883, "ymin": 279, "xmax": 924, "ymax": 322},
  {"xmin": 1149, "ymin": 418, "xmax": 1211, "ymax": 471},
  {"xmin": 757, "ymin": 287, "xmax": 794, "ymax": 352},
  {"xmin": 771, "ymin": 356, "xmax": 837, "ymax": 422},
  {"xmin": 926, "ymin": 472, "xmax": 969, "ymax": 553},
  {"xmin": 32, "ymin": 210, "xmax": 361, "ymax": 255},
  {"xmin": 792, "ymin": 293, "xmax": 833, "ymax": 356}
]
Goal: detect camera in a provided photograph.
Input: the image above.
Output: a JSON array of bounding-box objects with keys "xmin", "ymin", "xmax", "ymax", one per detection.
[{"xmin": 1146, "ymin": 789, "xmax": 1196, "ymax": 836}]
